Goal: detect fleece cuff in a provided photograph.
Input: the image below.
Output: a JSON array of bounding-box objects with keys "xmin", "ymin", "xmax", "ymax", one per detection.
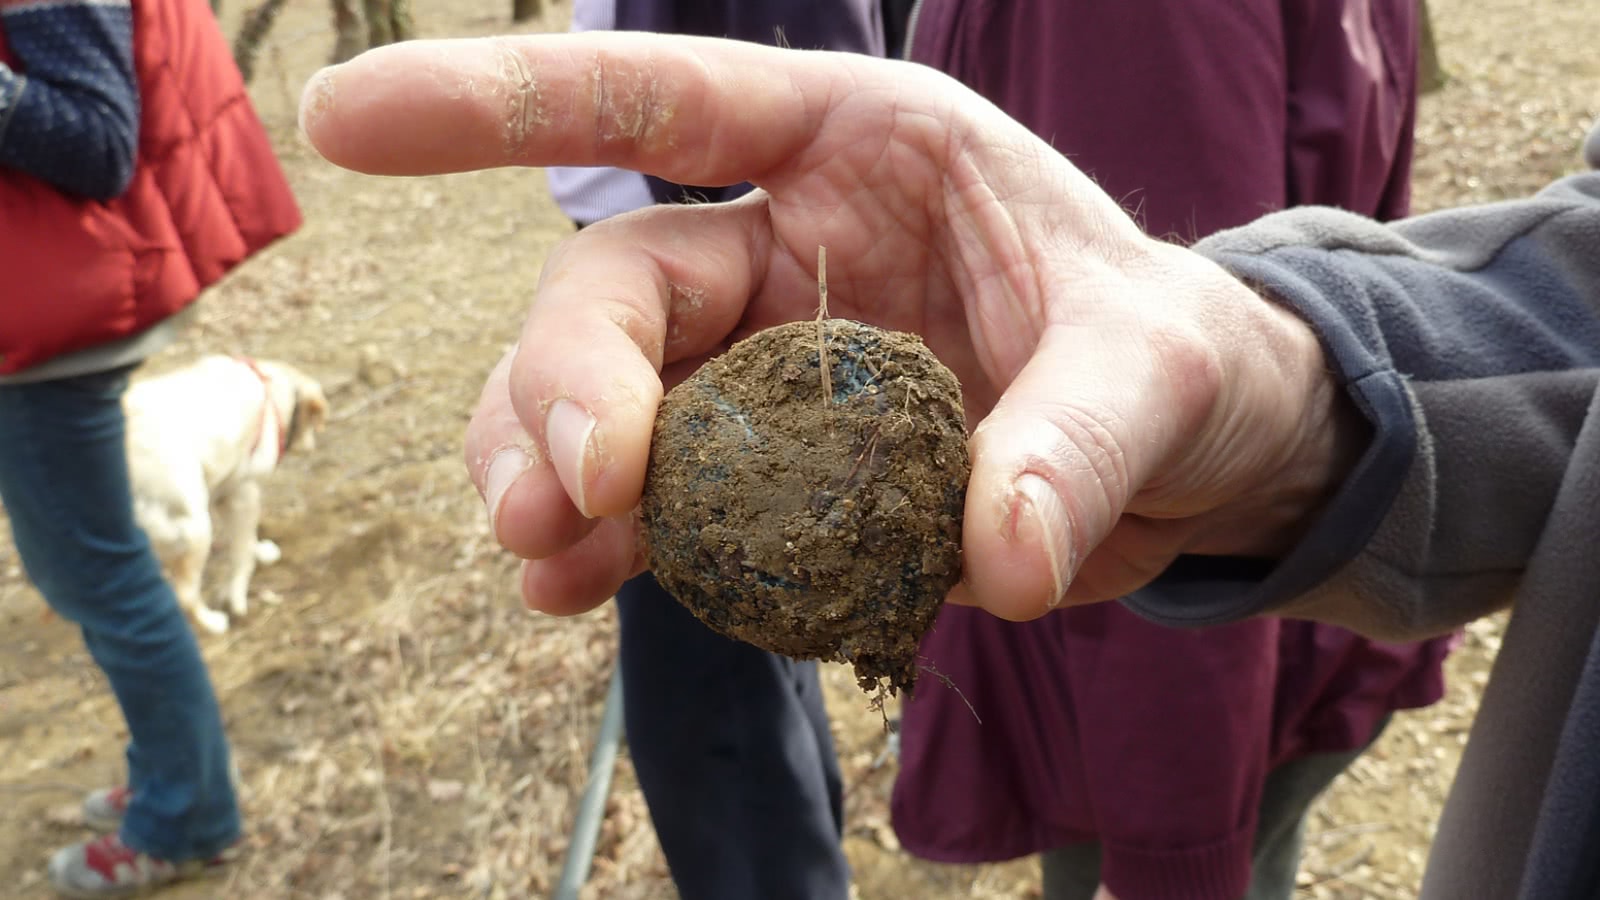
[{"xmin": 1126, "ymin": 247, "xmax": 1417, "ymax": 629}]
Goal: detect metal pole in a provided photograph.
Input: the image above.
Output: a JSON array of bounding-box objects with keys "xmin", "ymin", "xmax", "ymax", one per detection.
[{"xmin": 553, "ymin": 664, "xmax": 625, "ymax": 900}]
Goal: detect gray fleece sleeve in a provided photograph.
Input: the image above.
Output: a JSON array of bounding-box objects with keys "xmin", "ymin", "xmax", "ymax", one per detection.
[{"xmin": 1125, "ymin": 166, "xmax": 1600, "ymax": 641}]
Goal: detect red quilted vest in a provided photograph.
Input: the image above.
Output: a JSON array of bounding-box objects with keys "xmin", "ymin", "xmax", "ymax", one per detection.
[{"xmin": 0, "ymin": 0, "xmax": 301, "ymax": 375}]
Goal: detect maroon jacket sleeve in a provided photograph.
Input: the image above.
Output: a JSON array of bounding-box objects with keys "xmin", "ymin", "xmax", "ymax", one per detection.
[
  {"xmin": 1072, "ymin": 608, "xmax": 1277, "ymax": 898},
  {"xmin": 891, "ymin": 607, "xmax": 1276, "ymax": 900},
  {"xmin": 1282, "ymin": 0, "xmax": 1418, "ymax": 219}
]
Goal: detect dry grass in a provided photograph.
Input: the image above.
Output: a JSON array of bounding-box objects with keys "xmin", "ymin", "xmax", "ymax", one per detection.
[{"xmin": 0, "ymin": 0, "xmax": 1596, "ymax": 898}]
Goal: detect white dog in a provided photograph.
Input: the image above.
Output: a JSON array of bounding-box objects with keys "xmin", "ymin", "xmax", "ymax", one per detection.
[{"xmin": 125, "ymin": 355, "xmax": 329, "ymax": 634}]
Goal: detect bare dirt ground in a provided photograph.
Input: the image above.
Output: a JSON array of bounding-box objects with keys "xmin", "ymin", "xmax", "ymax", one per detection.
[{"xmin": 1, "ymin": 0, "xmax": 1595, "ymax": 897}]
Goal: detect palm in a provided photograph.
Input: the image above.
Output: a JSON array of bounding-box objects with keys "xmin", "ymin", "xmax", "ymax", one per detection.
[
  {"xmin": 680, "ymin": 85, "xmax": 1077, "ymax": 427},
  {"xmin": 305, "ymin": 36, "xmax": 1332, "ymax": 618},
  {"xmin": 695, "ymin": 84, "xmax": 1312, "ymax": 608}
]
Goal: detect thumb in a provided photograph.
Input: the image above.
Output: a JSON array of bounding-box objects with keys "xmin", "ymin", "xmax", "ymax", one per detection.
[{"xmin": 959, "ymin": 321, "xmax": 1220, "ymax": 620}]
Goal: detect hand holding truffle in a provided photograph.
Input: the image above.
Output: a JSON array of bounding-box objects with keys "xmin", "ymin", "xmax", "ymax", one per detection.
[{"xmin": 302, "ymin": 36, "xmax": 1362, "ymax": 622}]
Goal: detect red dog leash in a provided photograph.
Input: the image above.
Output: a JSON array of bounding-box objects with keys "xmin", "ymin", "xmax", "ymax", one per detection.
[{"xmin": 236, "ymin": 356, "xmax": 287, "ymax": 461}]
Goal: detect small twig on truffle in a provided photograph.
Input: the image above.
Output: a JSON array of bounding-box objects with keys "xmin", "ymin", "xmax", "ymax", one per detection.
[
  {"xmin": 816, "ymin": 245, "xmax": 832, "ymax": 407},
  {"xmin": 842, "ymin": 423, "xmax": 884, "ymax": 485}
]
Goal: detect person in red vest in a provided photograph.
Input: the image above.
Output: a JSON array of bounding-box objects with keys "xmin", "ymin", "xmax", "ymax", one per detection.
[{"xmin": 0, "ymin": 0, "xmax": 300, "ymax": 894}]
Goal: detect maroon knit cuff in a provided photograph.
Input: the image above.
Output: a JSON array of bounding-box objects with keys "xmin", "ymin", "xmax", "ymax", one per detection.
[{"xmin": 1099, "ymin": 826, "xmax": 1255, "ymax": 900}]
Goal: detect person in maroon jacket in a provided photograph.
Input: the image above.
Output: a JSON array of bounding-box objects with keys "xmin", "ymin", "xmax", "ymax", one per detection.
[{"xmin": 888, "ymin": 2, "xmax": 1451, "ymax": 899}]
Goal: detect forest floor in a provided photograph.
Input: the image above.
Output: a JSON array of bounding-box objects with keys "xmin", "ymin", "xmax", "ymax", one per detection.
[{"xmin": 1, "ymin": 0, "xmax": 1595, "ymax": 896}]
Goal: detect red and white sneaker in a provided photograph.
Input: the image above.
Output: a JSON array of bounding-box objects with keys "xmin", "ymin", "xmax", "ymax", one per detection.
[
  {"xmin": 80, "ymin": 766, "xmax": 244, "ymax": 833},
  {"xmin": 47, "ymin": 833, "xmax": 237, "ymax": 898},
  {"xmin": 81, "ymin": 787, "xmax": 131, "ymax": 833}
]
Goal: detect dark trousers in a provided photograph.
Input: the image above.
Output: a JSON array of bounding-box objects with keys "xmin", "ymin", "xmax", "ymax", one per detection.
[
  {"xmin": 617, "ymin": 572, "xmax": 851, "ymax": 900},
  {"xmin": 881, "ymin": 0, "xmax": 917, "ymax": 58}
]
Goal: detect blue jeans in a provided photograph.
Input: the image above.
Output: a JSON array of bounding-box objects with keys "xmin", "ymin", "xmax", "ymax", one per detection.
[
  {"xmin": 618, "ymin": 573, "xmax": 850, "ymax": 900},
  {"xmin": 0, "ymin": 367, "xmax": 239, "ymax": 861}
]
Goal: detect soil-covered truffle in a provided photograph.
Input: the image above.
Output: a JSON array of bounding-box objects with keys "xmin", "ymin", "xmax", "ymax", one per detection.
[{"xmin": 640, "ymin": 319, "xmax": 969, "ymax": 694}]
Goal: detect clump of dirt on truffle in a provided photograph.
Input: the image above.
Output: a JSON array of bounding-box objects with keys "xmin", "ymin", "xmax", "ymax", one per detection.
[{"xmin": 640, "ymin": 318, "xmax": 969, "ymax": 695}]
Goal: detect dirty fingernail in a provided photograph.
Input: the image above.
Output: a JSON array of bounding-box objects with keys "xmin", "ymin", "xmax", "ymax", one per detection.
[
  {"xmin": 547, "ymin": 399, "xmax": 597, "ymax": 517},
  {"xmin": 1015, "ymin": 474, "xmax": 1073, "ymax": 608},
  {"xmin": 298, "ymin": 67, "xmax": 337, "ymax": 135},
  {"xmin": 944, "ymin": 581, "xmax": 978, "ymax": 608},
  {"xmin": 485, "ymin": 447, "xmax": 532, "ymax": 536}
]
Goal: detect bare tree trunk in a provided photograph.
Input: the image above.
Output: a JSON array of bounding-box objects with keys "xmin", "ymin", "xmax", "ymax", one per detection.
[
  {"xmin": 233, "ymin": 0, "xmax": 291, "ymax": 83},
  {"xmin": 1419, "ymin": 0, "xmax": 1447, "ymax": 94},
  {"xmin": 389, "ymin": 0, "xmax": 415, "ymax": 42},
  {"xmin": 363, "ymin": 0, "xmax": 394, "ymax": 47},
  {"xmin": 356, "ymin": 0, "xmax": 414, "ymax": 51},
  {"xmin": 512, "ymin": 0, "xmax": 543, "ymax": 22},
  {"xmin": 331, "ymin": 0, "xmax": 365, "ymax": 64}
]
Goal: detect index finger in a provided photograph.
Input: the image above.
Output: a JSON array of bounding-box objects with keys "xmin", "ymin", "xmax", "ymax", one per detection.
[
  {"xmin": 503, "ymin": 199, "xmax": 772, "ymax": 520},
  {"xmin": 299, "ymin": 34, "xmax": 849, "ymax": 184}
]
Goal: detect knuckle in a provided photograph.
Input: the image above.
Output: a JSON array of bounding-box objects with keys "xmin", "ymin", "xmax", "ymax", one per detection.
[
  {"xmin": 1043, "ymin": 402, "xmax": 1132, "ymax": 504},
  {"xmin": 491, "ymin": 38, "xmax": 551, "ymax": 160},
  {"xmin": 1143, "ymin": 320, "xmax": 1224, "ymax": 415},
  {"xmin": 591, "ymin": 47, "xmax": 677, "ymax": 154}
]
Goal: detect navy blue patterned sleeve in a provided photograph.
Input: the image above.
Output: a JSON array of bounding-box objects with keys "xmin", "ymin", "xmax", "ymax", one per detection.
[{"xmin": 0, "ymin": 0, "xmax": 138, "ymax": 200}]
